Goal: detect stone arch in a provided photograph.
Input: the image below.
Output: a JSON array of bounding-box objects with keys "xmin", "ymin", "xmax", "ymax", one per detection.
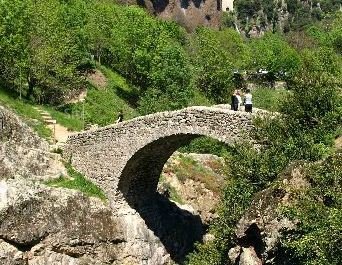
[
  {"xmin": 64, "ymin": 106, "xmax": 257, "ymax": 262},
  {"xmin": 64, "ymin": 107, "xmax": 254, "ymax": 200},
  {"xmin": 64, "ymin": 107, "xmax": 256, "ymax": 206},
  {"xmin": 117, "ymin": 133, "xmax": 222, "ymax": 262},
  {"xmin": 118, "ymin": 134, "xmax": 199, "ymax": 206}
]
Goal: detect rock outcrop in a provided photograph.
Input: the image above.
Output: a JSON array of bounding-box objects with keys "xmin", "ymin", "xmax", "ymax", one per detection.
[
  {"xmin": 0, "ymin": 105, "xmax": 64, "ymax": 180},
  {"xmin": 0, "ymin": 179, "xmax": 175, "ymax": 264},
  {"xmin": 228, "ymin": 164, "xmax": 307, "ymax": 264},
  {"xmin": 159, "ymin": 152, "xmax": 225, "ymax": 224},
  {"xmin": 0, "ymin": 105, "xmax": 174, "ymax": 264},
  {"xmin": 117, "ymin": 0, "xmax": 222, "ymax": 31}
]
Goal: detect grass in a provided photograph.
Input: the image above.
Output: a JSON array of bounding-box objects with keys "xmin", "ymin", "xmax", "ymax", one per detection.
[
  {"xmin": 45, "ymin": 163, "xmax": 106, "ymax": 200},
  {"xmin": 0, "ymin": 87, "xmax": 52, "ymax": 139},
  {"xmin": 159, "ymin": 177, "xmax": 184, "ymax": 204},
  {"xmin": 100, "ymin": 65, "xmax": 134, "ymax": 95},
  {"xmin": 165, "ymin": 154, "xmax": 226, "ymax": 194},
  {"xmin": 52, "ymin": 66, "xmax": 139, "ymax": 129},
  {"xmin": 42, "ymin": 105, "xmax": 83, "ymax": 131},
  {"xmin": 252, "ymin": 88, "xmax": 290, "ymax": 112}
]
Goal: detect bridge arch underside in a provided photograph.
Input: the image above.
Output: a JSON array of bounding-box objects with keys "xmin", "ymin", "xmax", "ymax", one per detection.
[{"xmin": 118, "ymin": 133, "xmax": 227, "ymax": 262}]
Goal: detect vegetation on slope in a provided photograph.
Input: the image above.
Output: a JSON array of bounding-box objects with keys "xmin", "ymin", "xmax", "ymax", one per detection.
[
  {"xmin": 2, "ymin": 0, "xmax": 332, "ymax": 112},
  {"xmin": 45, "ymin": 163, "xmax": 106, "ymax": 201},
  {"xmin": 0, "ymin": 1, "xmax": 341, "ymax": 264},
  {"xmin": 233, "ymin": 0, "xmax": 341, "ymax": 33},
  {"xmin": 186, "ymin": 25, "xmax": 342, "ymax": 264},
  {"xmin": 0, "ymin": 88, "xmax": 51, "ymax": 139},
  {"xmin": 280, "ymin": 152, "xmax": 342, "ymax": 265}
]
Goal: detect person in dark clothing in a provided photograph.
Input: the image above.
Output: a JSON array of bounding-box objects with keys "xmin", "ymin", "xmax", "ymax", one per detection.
[
  {"xmin": 231, "ymin": 90, "xmax": 239, "ymax": 111},
  {"xmin": 116, "ymin": 110, "xmax": 123, "ymax": 123}
]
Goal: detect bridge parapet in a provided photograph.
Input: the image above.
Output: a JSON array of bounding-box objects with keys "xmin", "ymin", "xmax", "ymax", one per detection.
[{"xmin": 64, "ymin": 106, "xmax": 257, "ymax": 209}]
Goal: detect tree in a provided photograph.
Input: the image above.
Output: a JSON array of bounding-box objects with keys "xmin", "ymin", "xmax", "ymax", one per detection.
[
  {"xmin": 138, "ymin": 36, "xmax": 193, "ymax": 114},
  {"xmin": 0, "ymin": 0, "xmax": 30, "ymax": 96},
  {"xmin": 25, "ymin": 0, "xmax": 87, "ymax": 103},
  {"xmin": 84, "ymin": 1, "xmax": 116, "ymax": 65},
  {"xmin": 249, "ymin": 33, "xmax": 301, "ymax": 83},
  {"xmin": 189, "ymin": 27, "xmax": 250, "ymax": 103},
  {"xmin": 0, "ymin": 0, "xmax": 89, "ymax": 103}
]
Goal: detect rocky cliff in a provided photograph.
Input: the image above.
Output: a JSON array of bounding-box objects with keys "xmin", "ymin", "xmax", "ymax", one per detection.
[
  {"xmin": 0, "ymin": 105, "xmax": 174, "ymax": 264},
  {"xmin": 0, "ymin": 106, "xmax": 64, "ymax": 180},
  {"xmin": 0, "ymin": 104, "xmax": 221, "ymax": 264},
  {"xmin": 117, "ymin": 0, "xmax": 222, "ymax": 31}
]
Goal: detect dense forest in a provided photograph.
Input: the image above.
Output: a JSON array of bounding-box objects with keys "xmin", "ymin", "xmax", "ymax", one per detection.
[
  {"xmin": 0, "ymin": 0, "xmax": 341, "ymax": 264},
  {"xmin": 1, "ymin": 0, "xmax": 340, "ymax": 111}
]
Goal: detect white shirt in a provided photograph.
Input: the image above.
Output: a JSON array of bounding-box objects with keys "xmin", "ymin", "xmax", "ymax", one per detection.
[
  {"xmin": 236, "ymin": 95, "xmax": 242, "ymax": 105},
  {"xmin": 244, "ymin": 93, "xmax": 252, "ymax": 105}
]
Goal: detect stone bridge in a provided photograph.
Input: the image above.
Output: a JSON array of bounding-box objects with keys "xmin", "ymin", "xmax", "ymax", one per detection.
[{"xmin": 64, "ymin": 106, "xmax": 257, "ymax": 210}]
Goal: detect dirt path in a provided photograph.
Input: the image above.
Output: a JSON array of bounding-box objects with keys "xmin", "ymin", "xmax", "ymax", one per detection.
[{"xmin": 33, "ymin": 107, "xmax": 73, "ymax": 146}]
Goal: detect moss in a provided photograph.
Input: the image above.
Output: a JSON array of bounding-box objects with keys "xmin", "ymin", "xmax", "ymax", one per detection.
[
  {"xmin": 172, "ymin": 154, "xmax": 226, "ymax": 194},
  {"xmin": 0, "ymin": 88, "xmax": 52, "ymax": 140},
  {"xmin": 45, "ymin": 163, "xmax": 106, "ymax": 201}
]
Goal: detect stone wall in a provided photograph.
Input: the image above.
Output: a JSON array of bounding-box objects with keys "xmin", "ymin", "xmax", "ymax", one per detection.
[
  {"xmin": 64, "ymin": 106, "xmax": 255, "ymax": 209},
  {"xmin": 64, "ymin": 106, "xmax": 258, "ymax": 261}
]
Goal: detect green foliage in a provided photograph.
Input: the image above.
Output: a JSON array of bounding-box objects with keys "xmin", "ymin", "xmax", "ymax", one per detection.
[
  {"xmin": 250, "ymin": 65, "xmax": 340, "ymax": 181},
  {"xmin": 0, "ymin": 0, "xmax": 30, "ymax": 89},
  {"xmin": 186, "ymin": 241, "xmax": 224, "ymax": 265},
  {"xmin": 235, "ymin": 0, "xmax": 262, "ymax": 22},
  {"xmin": 54, "ymin": 67, "xmax": 138, "ymax": 128},
  {"xmin": 252, "ymin": 88, "xmax": 290, "ymax": 111},
  {"xmin": 138, "ymin": 37, "xmax": 193, "ymax": 114},
  {"xmin": 1, "ymin": 1, "xmax": 194, "ymax": 108},
  {"xmin": 286, "ymin": 0, "xmax": 340, "ymax": 31},
  {"xmin": 186, "ymin": 178, "xmax": 255, "ymax": 265},
  {"xmin": 189, "ymin": 27, "xmax": 250, "ymax": 103},
  {"xmin": 0, "ymin": 0, "xmax": 88, "ymax": 103},
  {"xmin": 0, "ymin": 87, "xmax": 51, "ymax": 139},
  {"xmin": 45, "ymin": 163, "xmax": 106, "ymax": 201},
  {"xmin": 249, "ymin": 33, "xmax": 301, "ymax": 81},
  {"xmin": 61, "ymin": 86, "xmax": 137, "ymax": 127},
  {"xmin": 280, "ymin": 153, "xmax": 342, "ymax": 265},
  {"xmin": 221, "ymin": 11, "xmax": 236, "ymax": 29},
  {"xmin": 188, "ymin": 21, "xmax": 341, "ymax": 262},
  {"xmin": 234, "ymin": 0, "xmax": 340, "ymax": 33},
  {"xmin": 179, "ymin": 137, "xmax": 229, "ymax": 157},
  {"xmin": 91, "ymin": 5, "xmax": 193, "ymax": 114}
]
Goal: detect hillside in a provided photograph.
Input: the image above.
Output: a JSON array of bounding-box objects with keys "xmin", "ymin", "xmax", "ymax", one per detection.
[{"xmin": 0, "ymin": 0, "xmax": 341, "ymax": 264}]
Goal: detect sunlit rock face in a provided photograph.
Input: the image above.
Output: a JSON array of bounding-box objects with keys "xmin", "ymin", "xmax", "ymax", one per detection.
[
  {"xmin": 0, "ymin": 179, "xmax": 175, "ymax": 265},
  {"xmin": 117, "ymin": 0, "xmax": 222, "ymax": 31},
  {"xmin": 0, "ymin": 105, "xmax": 64, "ymax": 180}
]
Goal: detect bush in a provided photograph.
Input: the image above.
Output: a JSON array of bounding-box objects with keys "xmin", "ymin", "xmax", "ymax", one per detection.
[
  {"xmin": 45, "ymin": 163, "xmax": 106, "ymax": 200},
  {"xmin": 187, "ymin": 44, "xmax": 341, "ymax": 264},
  {"xmin": 280, "ymin": 153, "xmax": 342, "ymax": 265}
]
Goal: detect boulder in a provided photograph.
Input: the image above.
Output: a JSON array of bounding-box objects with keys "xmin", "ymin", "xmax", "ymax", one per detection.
[{"xmin": 228, "ymin": 164, "xmax": 307, "ymax": 263}]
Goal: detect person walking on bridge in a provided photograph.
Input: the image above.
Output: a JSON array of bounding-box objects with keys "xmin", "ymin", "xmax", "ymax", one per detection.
[
  {"xmin": 116, "ymin": 110, "xmax": 124, "ymax": 123},
  {"xmin": 231, "ymin": 90, "xmax": 239, "ymax": 111},
  {"xmin": 244, "ymin": 89, "xmax": 253, "ymax": 112}
]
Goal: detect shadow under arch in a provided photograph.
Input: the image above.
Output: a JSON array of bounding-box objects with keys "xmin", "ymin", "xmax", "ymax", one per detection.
[{"xmin": 118, "ymin": 134, "xmax": 214, "ymax": 263}]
